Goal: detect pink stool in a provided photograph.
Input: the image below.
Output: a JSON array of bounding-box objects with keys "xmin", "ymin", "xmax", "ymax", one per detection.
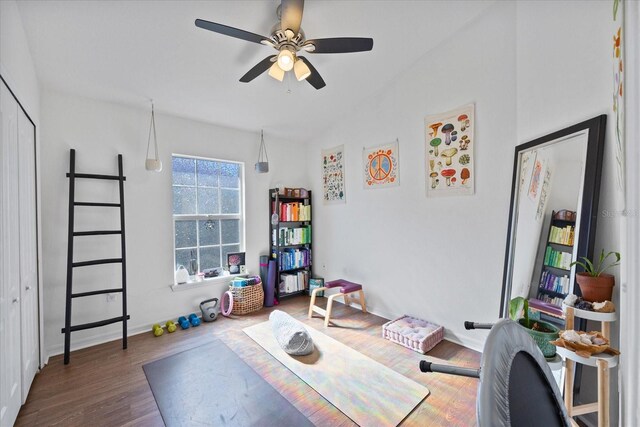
[{"xmin": 308, "ymin": 279, "xmax": 367, "ymax": 327}]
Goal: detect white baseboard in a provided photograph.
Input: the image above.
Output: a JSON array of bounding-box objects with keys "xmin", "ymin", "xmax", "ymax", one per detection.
[
  {"xmin": 331, "ymin": 299, "xmax": 486, "ymax": 353},
  {"xmin": 45, "ymin": 322, "xmax": 155, "ymax": 362},
  {"xmin": 46, "ymin": 299, "xmax": 486, "ymax": 361}
]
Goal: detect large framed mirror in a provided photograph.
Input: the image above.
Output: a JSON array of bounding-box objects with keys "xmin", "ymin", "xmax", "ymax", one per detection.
[{"xmin": 499, "ymin": 115, "xmax": 606, "ymax": 324}]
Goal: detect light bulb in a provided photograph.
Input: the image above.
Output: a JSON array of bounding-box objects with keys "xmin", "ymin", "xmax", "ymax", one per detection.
[
  {"xmin": 268, "ymin": 62, "xmax": 284, "ymax": 81},
  {"xmin": 294, "ymin": 59, "xmax": 311, "ymax": 81},
  {"xmin": 277, "ymin": 49, "xmax": 295, "ymax": 72}
]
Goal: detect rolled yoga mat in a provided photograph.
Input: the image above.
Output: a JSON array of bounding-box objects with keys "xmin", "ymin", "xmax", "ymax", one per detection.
[
  {"xmin": 260, "ymin": 255, "xmax": 269, "ymax": 299},
  {"xmin": 265, "ymin": 259, "xmax": 276, "ymax": 307}
]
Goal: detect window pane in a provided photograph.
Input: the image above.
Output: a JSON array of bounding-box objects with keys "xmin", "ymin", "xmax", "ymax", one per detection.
[
  {"xmin": 198, "ymin": 219, "xmax": 220, "ymax": 246},
  {"xmin": 222, "ymin": 245, "xmax": 240, "ymax": 267},
  {"xmin": 175, "ymin": 249, "xmax": 193, "ymax": 271},
  {"xmin": 221, "ymin": 219, "xmax": 240, "ymax": 244},
  {"xmin": 175, "ymin": 220, "xmax": 197, "ymax": 248},
  {"xmin": 221, "ymin": 189, "xmax": 240, "ymax": 214},
  {"xmin": 197, "ymin": 187, "xmax": 219, "ymax": 214},
  {"xmin": 172, "ymin": 157, "xmax": 196, "ymax": 185},
  {"xmin": 173, "ymin": 186, "xmax": 196, "ymax": 214},
  {"xmin": 219, "ymin": 162, "xmax": 240, "ymax": 188},
  {"xmin": 200, "ymin": 246, "xmax": 221, "ymax": 270},
  {"xmin": 197, "ymin": 160, "xmax": 218, "ymax": 187}
]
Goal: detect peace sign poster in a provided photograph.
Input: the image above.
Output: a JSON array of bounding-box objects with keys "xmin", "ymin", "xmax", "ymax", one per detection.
[{"xmin": 363, "ymin": 141, "xmax": 399, "ymax": 189}]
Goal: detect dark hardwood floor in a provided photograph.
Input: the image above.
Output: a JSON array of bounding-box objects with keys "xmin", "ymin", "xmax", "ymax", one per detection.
[{"xmin": 16, "ymin": 296, "xmax": 481, "ymax": 426}]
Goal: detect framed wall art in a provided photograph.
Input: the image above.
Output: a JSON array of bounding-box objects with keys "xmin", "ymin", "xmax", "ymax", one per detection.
[
  {"xmin": 322, "ymin": 145, "xmax": 346, "ymax": 204},
  {"xmin": 363, "ymin": 140, "xmax": 399, "ymax": 189},
  {"xmin": 425, "ymin": 103, "xmax": 475, "ymax": 197}
]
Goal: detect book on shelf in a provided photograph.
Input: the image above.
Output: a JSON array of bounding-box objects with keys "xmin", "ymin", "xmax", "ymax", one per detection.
[
  {"xmin": 543, "ymin": 246, "xmax": 573, "ymax": 270},
  {"xmin": 272, "ymin": 247, "xmax": 311, "ymax": 271},
  {"xmin": 539, "ymin": 270, "xmax": 570, "ymax": 295},
  {"xmin": 279, "ymin": 270, "xmax": 309, "ymax": 294},
  {"xmin": 272, "ymin": 201, "xmax": 311, "ymax": 222},
  {"xmin": 549, "ymin": 225, "xmax": 575, "ymax": 246},
  {"xmin": 534, "ymin": 292, "xmax": 564, "ymax": 308},
  {"xmin": 272, "ymin": 225, "xmax": 312, "ymax": 246}
]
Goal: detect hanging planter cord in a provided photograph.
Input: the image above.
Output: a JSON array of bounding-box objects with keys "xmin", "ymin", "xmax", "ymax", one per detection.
[
  {"xmin": 255, "ymin": 130, "xmax": 269, "ymax": 173},
  {"xmin": 145, "ymin": 101, "xmax": 162, "ymax": 171}
]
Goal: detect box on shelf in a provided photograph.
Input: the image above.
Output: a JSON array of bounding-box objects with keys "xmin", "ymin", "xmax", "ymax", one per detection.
[
  {"xmin": 382, "ymin": 315, "xmax": 444, "ymax": 354},
  {"xmin": 308, "ymin": 277, "xmax": 324, "ymax": 297}
]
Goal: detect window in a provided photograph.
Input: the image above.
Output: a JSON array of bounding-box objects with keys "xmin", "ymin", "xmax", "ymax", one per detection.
[{"xmin": 172, "ymin": 155, "xmax": 244, "ymax": 277}]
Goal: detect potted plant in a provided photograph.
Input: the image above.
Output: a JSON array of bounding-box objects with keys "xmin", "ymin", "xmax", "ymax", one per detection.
[
  {"xmin": 571, "ymin": 249, "xmax": 620, "ymax": 302},
  {"xmin": 509, "ymin": 297, "xmax": 560, "ymax": 358}
]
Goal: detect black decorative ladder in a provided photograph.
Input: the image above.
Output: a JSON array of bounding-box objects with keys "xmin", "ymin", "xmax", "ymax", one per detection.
[{"xmin": 62, "ymin": 149, "xmax": 129, "ymax": 364}]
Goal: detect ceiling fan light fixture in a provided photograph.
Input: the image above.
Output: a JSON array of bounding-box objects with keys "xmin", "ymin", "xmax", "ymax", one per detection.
[
  {"xmin": 294, "ymin": 58, "xmax": 311, "ymax": 81},
  {"xmin": 277, "ymin": 48, "xmax": 295, "ymax": 71},
  {"xmin": 268, "ymin": 62, "xmax": 285, "ymax": 81}
]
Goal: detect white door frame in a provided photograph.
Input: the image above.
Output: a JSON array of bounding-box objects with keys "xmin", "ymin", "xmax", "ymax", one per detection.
[
  {"xmin": 621, "ymin": 2, "xmax": 639, "ymax": 425},
  {"xmin": 0, "ymin": 75, "xmax": 42, "ymax": 399}
]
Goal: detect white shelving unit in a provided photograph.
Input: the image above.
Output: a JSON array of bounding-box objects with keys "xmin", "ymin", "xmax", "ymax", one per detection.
[{"xmin": 560, "ymin": 304, "xmax": 618, "ymax": 427}]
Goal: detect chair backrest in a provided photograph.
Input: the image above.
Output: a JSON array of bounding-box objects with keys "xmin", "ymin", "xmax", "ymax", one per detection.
[{"xmin": 476, "ymin": 319, "xmax": 570, "ymax": 427}]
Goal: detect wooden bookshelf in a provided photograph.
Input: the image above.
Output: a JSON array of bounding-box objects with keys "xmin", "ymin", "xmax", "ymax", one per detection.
[
  {"xmin": 269, "ymin": 188, "xmax": 312, "ymax": 300},
  {"xmin": 532, "ymin": 210, "xmax": 576, "ymax": 313}
]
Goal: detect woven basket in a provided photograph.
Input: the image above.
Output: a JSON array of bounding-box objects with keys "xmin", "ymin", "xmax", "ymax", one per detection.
[{"xmin": 229, "ymin": 283, "xmax": 264, "ymax": 315}]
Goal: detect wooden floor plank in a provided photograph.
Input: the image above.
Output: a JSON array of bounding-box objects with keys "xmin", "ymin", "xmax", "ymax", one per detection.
[{"xmin": 16, "ymin": 296, "xmax": 481, "ymax": 426}]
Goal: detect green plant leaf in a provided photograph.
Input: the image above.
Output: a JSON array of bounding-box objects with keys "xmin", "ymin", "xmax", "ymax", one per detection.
[
  {"xmin": 572, "ymin": 250, "xmax": 621, "ymax": 277},
  {"xmin": 509, "ymin": 297, "xmax": 529, "ymax": 326},
  {"xmin": 509, "ymin": 297, "xmax": 525, "ymax": 321},
  {"xmin": 570, "ymin": 260, "xmax": 588, "ymax": 271}
]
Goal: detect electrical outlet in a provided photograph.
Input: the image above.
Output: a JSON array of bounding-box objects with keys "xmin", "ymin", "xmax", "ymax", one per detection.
[{"xmin": 106, "ymin": 293, "xmax": 117, "ymax": 302}]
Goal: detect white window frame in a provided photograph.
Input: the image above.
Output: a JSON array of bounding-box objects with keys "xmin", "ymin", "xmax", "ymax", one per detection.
[{"xmin": 171, "ymin": 153, "xmax": 246, "ymax": 285}]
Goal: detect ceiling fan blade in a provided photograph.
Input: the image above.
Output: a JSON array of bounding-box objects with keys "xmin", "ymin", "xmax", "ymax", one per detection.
[
  {"xmin": 195, "ymin": 19, "xmax": 269, "ymax": 45},
  {"xmin": 305, "ymin": 37, "xmax": 374, "ymax": 54},
  {"xmin": 239, "ymin": 56, "xmax": 277, "ymax": 83},
  {"xmin": 298, "ymin": 57, "xmax": 326, "ymax": 90},
  {"xmin": 280, "ymin": 0, "xmax": 304, "ymax": 35}
]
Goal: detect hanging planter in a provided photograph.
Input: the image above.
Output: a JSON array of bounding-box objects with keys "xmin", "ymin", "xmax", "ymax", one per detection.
[
  {"xmin": 255, "ymin": 130, "xmax": 269, "ymax": 173},
  {"xmin": 145, "ymin": 101, "xmax": 162, "ymax": 172}
]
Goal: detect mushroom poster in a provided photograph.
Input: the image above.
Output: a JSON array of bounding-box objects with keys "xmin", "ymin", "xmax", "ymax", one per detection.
[
  {"xmin": 362, "ymin": 140, "xmax": 399, "ymax": 189},
  {"xmin": 322, "ymin": 145, "xmax": 346, "ymax": 204},
  {"xmin": 425, "ymin": 103, "xmax": 475, "ymax": 197}
]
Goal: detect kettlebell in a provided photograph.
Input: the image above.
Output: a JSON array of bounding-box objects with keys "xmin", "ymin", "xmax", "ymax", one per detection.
[
  {"xmin": 200, "ymin": 298, "xmax": 220, "ymax": 322},
  {"xmin": 165, "ymin": 320, "xmax": 177, "ymax": 333},
  {"xmin": 152, "ymin": 324, "xmax": 164, "ymax": 337}
]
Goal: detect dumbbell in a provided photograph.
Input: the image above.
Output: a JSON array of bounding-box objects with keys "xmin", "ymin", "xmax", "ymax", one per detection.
[
  {"xmin": 178, "ymin": 316, "xmax": 190, "ymax": 330},
  {"xmin": 152, "ymin": 324, "xmax": 164, "ymax": 337},
  {"xmin": 166, "ymin": 320, "xmax": 177, "ymax": 333},
  {"xmin": 188, "ymin": 313, "xmax": 201, "ymax": 327}
]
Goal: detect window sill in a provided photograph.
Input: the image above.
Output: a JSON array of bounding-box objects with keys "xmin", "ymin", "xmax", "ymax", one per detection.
[{"xmin": 170, "ymin": 273, "xmax": 248, "ymax": 292}]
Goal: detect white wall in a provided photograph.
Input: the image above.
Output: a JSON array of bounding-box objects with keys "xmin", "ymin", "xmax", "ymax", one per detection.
[
  {"xmin": 306, "ymin": 0, "xmax": 618, "ymax": 361},
  {"xmin": 0, "ymin": 0, "xmax": 40, "ymax": 119},
  {"xmin": 306, "ymin": 2, "xmax": 517, "ymax": 351},
  {"xmin": 40, "ymin": 90, "xmax": 309, "ymax": 357}
]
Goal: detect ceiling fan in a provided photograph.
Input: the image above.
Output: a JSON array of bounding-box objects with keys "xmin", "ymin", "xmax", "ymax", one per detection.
[{"xmin": 195, "ymin": 0, "xmax": 373, "ymax": 89}]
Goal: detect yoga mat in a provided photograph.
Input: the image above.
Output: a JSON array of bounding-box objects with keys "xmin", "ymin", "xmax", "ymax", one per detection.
[
  {"xmin": 143, "ymin": 340, "xmax": 313, "ymax": 427},
  {"xmin": 244, "ymin": 321, "xmax": 430, "ymax": 427},
  {"xmin": 265, "ymin": 259, "xmax": 276, "ymax": 307},
  {"xmin": 259, "ymin": 255, "xmax": 269, "ymax": 292}
]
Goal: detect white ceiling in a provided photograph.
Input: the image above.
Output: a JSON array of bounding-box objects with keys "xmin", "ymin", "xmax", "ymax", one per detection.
[{"xmin": 17, "ymin": 1, "xmax": 494, "ymax": 142}]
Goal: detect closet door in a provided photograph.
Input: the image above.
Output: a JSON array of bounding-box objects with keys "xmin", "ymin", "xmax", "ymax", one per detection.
[
  {"xmin": 0, "ymin": 82, "xmax": 22, "ymax": 427},
  {"xmin": 18, "ymin": 107, "xmax": 38, "ymax": 402}
]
